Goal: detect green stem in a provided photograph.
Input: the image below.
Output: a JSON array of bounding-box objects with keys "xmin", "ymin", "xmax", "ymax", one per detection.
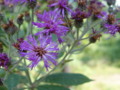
[
  {"xmin": 9, "ymin": 57, "xmax": 23, "ymax": 71},
  {"xmin": 8, "ymin": 35, "xmax": 11, "ymax": 57},
  {"xmin": 76, "ymin": 28, "xmax": 79, "ymax": 40},
  {"xmin": 24, "ymin": 59, "xmax": 34, "ymax": 90},
  {"xmin": 30, "ymin": 9, "xmax": 34, "ymax": 34}
]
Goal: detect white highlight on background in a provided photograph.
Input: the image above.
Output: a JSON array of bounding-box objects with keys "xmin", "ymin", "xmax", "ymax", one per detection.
[{"xmin": 116, "ymin": 0, "xmax": 120, "ymax": 6}]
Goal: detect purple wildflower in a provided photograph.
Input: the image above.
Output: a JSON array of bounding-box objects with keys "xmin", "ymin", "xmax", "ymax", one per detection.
[
  {"xmin": 4, "ymin": 0, "xmax": 36, "ymax": 6},
  {"xmin": 0, "ymin": 53, "xmax": 10, "ymax": 69},
  {"xmin": 102, "ymin": 13, "xmax": 118, "ymax": 35},
  {"xmin": 20, "ymin": 35, "xmax": 59, "ymax": 70},
  {"xmin": 104, "ymin": 24, "xmax": 118, "ymax": 35},
  {"xmin": 33, "ymin": 10, "xmax": 68, "ymax": 43},
  {"xmin": 4, "ymin": 0, "xmax": 25, "ymax": 6},
  {"xmin": 49, "ymin": 0, "xmax": 72, "ymax": 17},
  {"xmin": 72, "ymin": 8, "xmax": 90, "ymax": 22}
]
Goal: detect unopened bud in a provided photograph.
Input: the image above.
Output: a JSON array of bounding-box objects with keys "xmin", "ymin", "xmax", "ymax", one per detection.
[
  {"xmin": 0, "ymin": 42, "xmax": 3, "ymax": 53},
  {"xmin": 108, "ymin": 6, "xmax": 114, "ymax": 13},
  {"xmin": 28, "ymin": 0, "xmax": 37, "ymax": 9},
  {"xmin": 106, "ymin": 0, "xmax": 116, "ymax": 6},
  {"xmin": 2, "ymin": 20, "xmax": 18, "ymax": 35},
  {"xmin": 24, "ymin": 11, "xmax": 31, "ymax": 22},
  {"xmin": 77, "ymin": 0, "xmax": 86, "ymax": 10},
  {"xmin": 17, "ymin": 14, "xmax": 24, "ymax": 26},
  {"xmin": 89, "ymin": 30, "xmax": 102, "ymax": 43}
]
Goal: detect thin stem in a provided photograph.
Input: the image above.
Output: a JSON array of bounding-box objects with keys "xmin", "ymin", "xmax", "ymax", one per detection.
[
  {"xmin": 30, "ymin": 9, "xmax": 34, "ymax": 34},
  {"xmin": 76, "ymin": 28, "xmax": 79, "ymax": 40},
  {"xmin": 24, "ymin": 59, "xmax": 34, "ymax": 90},
  {"xmin": 64, "ymin": 15, "xmax": 75, "ymax": 40},
  {"xmin": 35, "ymin": 66, "xmax": 44, "ymax": 81},
  {"xmin": 71, "ymin": 42, "xmax": 91, "ymax": 53},
  {"xmin": 17, "ymin": 25, "xmax": 21, "ymax": 39},
  {"xmin": 9, "ymin": 57, "xmax": 23, "ymax": 71},
  {"xmin": 8, "ymin": 35, "xmax": 11, "ymax": 57},
  {"xmin": 79, "ymin": 29, "xmax": 104, "ymax": 41}
]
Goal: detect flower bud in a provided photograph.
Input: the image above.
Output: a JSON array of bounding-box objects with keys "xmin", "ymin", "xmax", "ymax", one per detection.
[
  {"xmin": 89, "ymin": 30, "xmax": 102, "ymax": 43},
  {"xmin": 0, "ymin": 53, "xmax": 11, "ymax": 69},
  {"xmin": 24, "ymin": 11, "xmax": 31, "ymax": 22},
  {"xmin": 107, "ymin": 14, "xmax": 116, "ymax": 24},
  {"xmin": 108, "ymin": 6, "xmax": 114, "ymax": 13},
  {"xmin": 0, "ymin": 42, "xmax": 3, "ymax": 53},
  {"xmin": 0, "ymin": 12, "xmax": 4, "ymax": 23},
  {"xmin": 2, "ymin": 20, "xmax": 18, "ymax": 35},
  {"xmin": 77, "ymin": 0, "xmax": 87, "ymax": 10},
  {"xmin": 106, "ymin": 0, "xmax": 116, "ymax": 6},
  {"xmin": 17, "ymin": 14, "xmax": 24, "ymax": 26},
  {"xmin": 27, "ymin": 0, "xmax": 37, "ymax": 9}
]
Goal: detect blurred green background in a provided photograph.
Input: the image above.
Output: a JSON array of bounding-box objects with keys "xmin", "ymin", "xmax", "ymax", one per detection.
[{"xmin": 67, "ymin": 34, "xmax": 120, "ymax": 90}]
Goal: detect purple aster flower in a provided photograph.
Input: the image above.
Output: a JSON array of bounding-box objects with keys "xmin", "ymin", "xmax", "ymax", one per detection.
[
  {"xmin": 72, "ymin": 8, "xmax": 90, "ymax": 22},
  {"xmin": 104, "ymin": 24, "xmax": 118, "ymax": 35},
  {"xmin": 4, "ymin": 0, "xmax": 25, "ymax": 6},
  {"xmin": 20, "ymin": 35, "xmax": 59, "ymax": 70},
  {"xmin": 48, "ymin": 0, "xmax": 72, "ymax": 17},
  {"xmin": 33, "ymin": 10, "xmax": 68, "ymax": 43},
  {"xmin": 94, "ymin": 11, "xmax": 107, "ymax": 19},
  {"xmin": 0, "ymin": 53, "xmax": 10, "ymax": 69},
  {"xmin": 71, "ymin": 8, "xmax": 90, "ymax": 28}
]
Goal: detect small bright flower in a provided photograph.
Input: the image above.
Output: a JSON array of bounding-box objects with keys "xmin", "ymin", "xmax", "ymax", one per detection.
[
  {"xmin": 20, "ymin": 35, "xmax": 59, "ymax": 70},
  {"xmin": 33, "ymin": 10, "xmax": 68, "ymax": 43},
  {"xmin": 0, "ymin": 53, "xmax": 10, "ymax": 69},
  {"xmin": 49, "ymin": 0, "xmax": 72, "ymax": 16}
]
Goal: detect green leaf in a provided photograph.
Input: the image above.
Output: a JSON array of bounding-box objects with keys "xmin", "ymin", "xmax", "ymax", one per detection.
[
  {"xmin": 19, "ymin": 75, "xmax": 28, "ymax": 84},
  {"xmin": 0, "ymin": 69, "xmax": 5, "ymax": 77},
  {"xmin": 41, "ymin": 73, "xmax": 92, "ymax": 86},
  {"xmin": 0, "ymin": 86, "xmax": 7, "ymax": 90},
  {"xmin": 4, "ymin": 74, "xmax": 21, "ymax": 90},
  {"xmin": 37, "ymin": 85, "xmax": 70, "ymax": 90},
  {"xmin": 17, "ymin": 66, "xmax": 28, "ymax": 71},
  {"xmin": 58, "ymin": 51, "xmax": 64, "ymax": 58}
]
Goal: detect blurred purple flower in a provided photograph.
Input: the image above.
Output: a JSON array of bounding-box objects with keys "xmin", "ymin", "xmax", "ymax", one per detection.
[
  {"xmin": 20, "ymin": 35, "xmax": 59, "ymax": 70},
  {"xmin": 104, "ymin": 24, "xmax": 118, "ymax": 35},
  {"xmin": 48, "ymin": 0, "xmax": 72, "ymax": 17},
  {"xmin": 4, "ymin": 0, "xmax": 36, "ymax": 6},
  {"xmin": 71, "ymin": 8, "xmax": 90, "ymax": 21},
  {"xmin": 33, "ymin": 10, "xmax": 68, "ymax": 43},
  {"xmin": 0, "ymin": 53, "xmax": 10, "ymax": 69}
]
